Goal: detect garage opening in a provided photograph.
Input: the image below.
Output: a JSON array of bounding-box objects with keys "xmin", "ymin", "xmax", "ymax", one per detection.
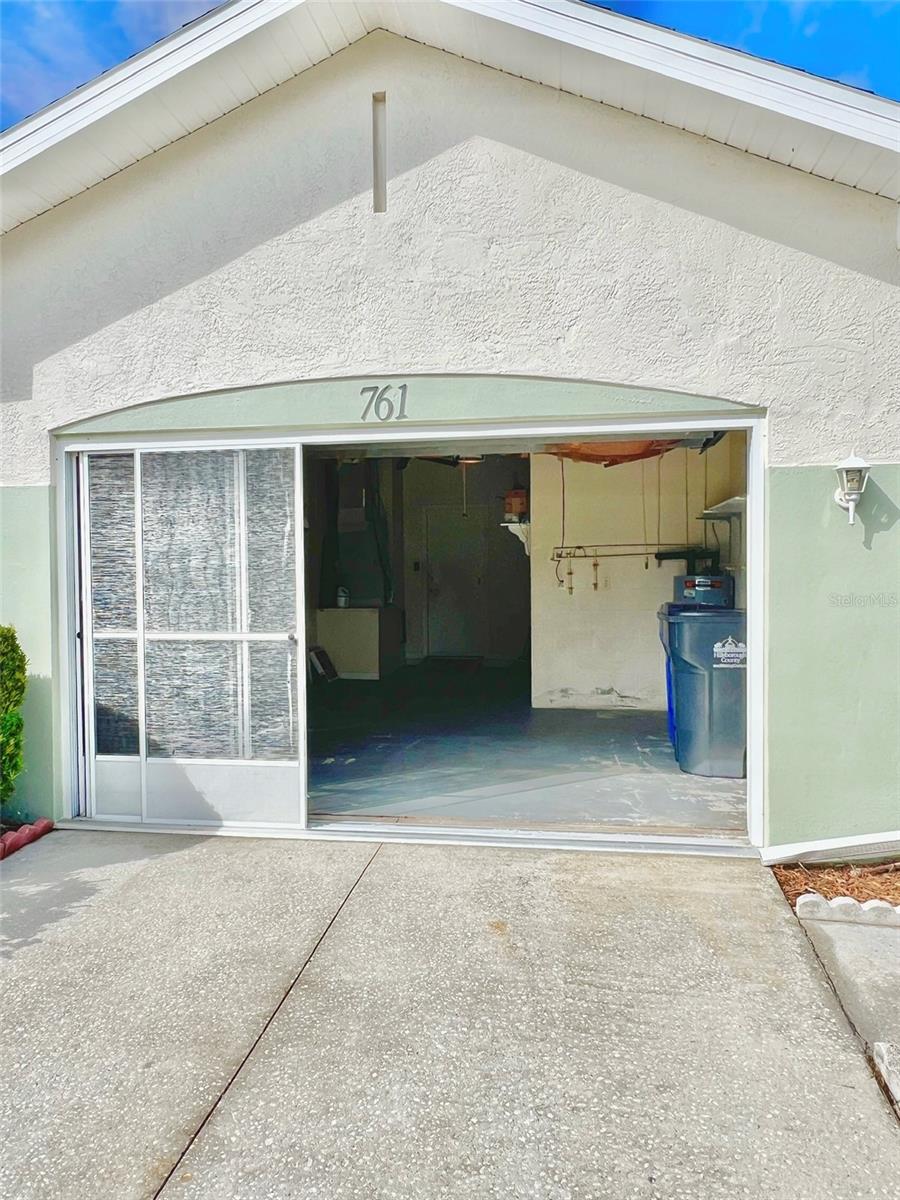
[{"xmin": 304, "ymin": 430, "xmax": 748, "ymax": 839}]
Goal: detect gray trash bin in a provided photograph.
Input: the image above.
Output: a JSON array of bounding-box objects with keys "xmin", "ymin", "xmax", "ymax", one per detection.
[{"xmin": 657, "ymin": 606, "xmax": 747, "ymax": 778}]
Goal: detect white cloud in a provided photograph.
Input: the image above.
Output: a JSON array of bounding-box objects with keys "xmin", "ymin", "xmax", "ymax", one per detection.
[
  {"xmin": 1, "ymin": 1, "xmax": 108, "ymax": 125},
  {"xmin": 787, "ymin": 2, "xmax": 811, "ymax": 26},
  {"xmin": 836, "ymin": 67, "xmax": 873, "ymax": 92},
  {"xmin": 1, "ymin": 0, "xmax": 221, "ymax": 128},
  {"xmin": 735, "ymin": 1, "xmax": 768, "ymax": 51},
  {"xmin": 113, "ymin": 0, "xmax": 218, "ymax": 46}
]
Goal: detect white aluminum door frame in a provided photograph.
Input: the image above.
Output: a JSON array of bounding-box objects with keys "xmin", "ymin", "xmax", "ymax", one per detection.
[
  {"xmin": 79, "ymin": 450, "xmax": 143, "ymax": 823},
  {"xmin": 294, "ymin": 443, "xmax": 308, "ymax": 827},
  {"xmin": 68, "ymin": 443, "xmax": 306, "ymax": 827},
  {"xmin": 56, "ymin": 411, "xmax": 764, "ymax": 849}
]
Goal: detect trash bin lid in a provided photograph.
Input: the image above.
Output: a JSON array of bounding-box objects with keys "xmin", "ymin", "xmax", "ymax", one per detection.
[{"xmin": 658, "ymin": 605, "xmax": 746, "ymax": 621}]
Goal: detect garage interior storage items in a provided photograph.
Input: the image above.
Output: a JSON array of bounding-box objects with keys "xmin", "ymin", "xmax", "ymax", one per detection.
[{"xmin": 301, "ymin": 429, "xmax": 748, "ymax": 838}]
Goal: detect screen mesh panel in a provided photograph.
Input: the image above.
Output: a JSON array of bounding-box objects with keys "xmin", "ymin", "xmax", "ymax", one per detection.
[
  {"xmin": 249, "ymin": 641, "xmax": 298, "ymax": 760},
  {"xmin": 245, "ymin": 448, "xmax": 296, "ymax": 632},
  {"xmin": 89, "ymin": 455, "xmax": 136, "ymax": 631},
  {"xmin": 93, "ymin": 639, "xmax": 139, "ymax": 755},
  {"xmin": 142, "ymin": 450, "xmax": 238, "ymax": 633},
  {"xmin": 85, "ymin": 447, "xmax": 300, "ymax": 811},
  {"xmin": 144, "ymin": 641, "xmax": 240, "ymax": 759}
]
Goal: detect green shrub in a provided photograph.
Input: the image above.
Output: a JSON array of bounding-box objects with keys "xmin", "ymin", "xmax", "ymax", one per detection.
[{"xmin": 0, "ymin": 625, "xmax": 28, "ymax": 807}]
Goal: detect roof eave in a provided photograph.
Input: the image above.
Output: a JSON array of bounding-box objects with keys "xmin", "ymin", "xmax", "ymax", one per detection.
[{"xmin": 1, "ymin": 0, "xmax": 897, "ymax": 210}]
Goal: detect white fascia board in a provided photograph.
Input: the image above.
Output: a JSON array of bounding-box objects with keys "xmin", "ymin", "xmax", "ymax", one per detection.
[
  {"xmin": 0, "ymin": 0, "xmax": 303, "ymax": 173},
  {"xmin": 464, "ymin": 0, "xmax": 900, "ymax": 151},
  {"xmin": 2, "ymin": 0, "xmax": 898, "ymax": 178}
]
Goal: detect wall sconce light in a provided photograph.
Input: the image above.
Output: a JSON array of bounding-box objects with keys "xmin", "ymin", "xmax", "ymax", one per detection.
[{"xmin": 834, "ymin": 454, "xmax": 870, "ymax": 525}]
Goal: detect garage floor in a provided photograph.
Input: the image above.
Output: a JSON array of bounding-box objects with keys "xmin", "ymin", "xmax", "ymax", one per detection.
[
  {"xmin": 2, "ymin": 832, "xmax": 898, "ymax": 1200},
  {"xmin": 308, "ymin": 662, "xmax": 746, "ymax": 836}
]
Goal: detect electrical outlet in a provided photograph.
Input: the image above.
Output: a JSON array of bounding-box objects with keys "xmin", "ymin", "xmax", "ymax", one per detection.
[{"xmin": 601, "ymin": 573, "xmax": 611, "ymax": 590}]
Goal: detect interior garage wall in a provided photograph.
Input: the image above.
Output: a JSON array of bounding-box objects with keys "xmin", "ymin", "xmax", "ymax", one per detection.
[
  {"xmin": 531, "ymin": 435, "xmax": 745, "ymax": 709},
  {"xmin": 402, "ymin": 457, "xmax": 530, "ymax": 663}
]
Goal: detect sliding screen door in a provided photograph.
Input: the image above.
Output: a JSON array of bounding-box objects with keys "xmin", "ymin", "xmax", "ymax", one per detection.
[{"xmin": 82, "ymin": 446, "xmax": 303, "ymax": 825}]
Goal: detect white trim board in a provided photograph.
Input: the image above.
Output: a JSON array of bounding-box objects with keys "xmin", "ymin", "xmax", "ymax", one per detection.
[
  {"xmin": 2, "ymin": 0, "xmax": 898, "ymax": 232},
  {"xmin": 762, "ymin": 830, "xmax": 900, "ymax": 865},
  {"xmin": 56, "ymin": 412, "xmax": 760, "ymax": 455},
  {"xmin": 55, "ymin": 818, "xmax": 757, "ymax": 858},
  {"xmin": 4, "ymin": 0, "xmax": 895, "ymax": 161}
]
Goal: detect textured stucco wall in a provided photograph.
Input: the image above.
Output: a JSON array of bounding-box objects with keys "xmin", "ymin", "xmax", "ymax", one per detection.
[{"xmin": 2, "ymin": 32, "xmax": 899, "ymax": 485}]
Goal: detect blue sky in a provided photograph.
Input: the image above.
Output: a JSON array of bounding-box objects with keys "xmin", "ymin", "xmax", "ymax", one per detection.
[{"xmin": 1, "ymin": 1, "xmax": 898, "ymax": 130}]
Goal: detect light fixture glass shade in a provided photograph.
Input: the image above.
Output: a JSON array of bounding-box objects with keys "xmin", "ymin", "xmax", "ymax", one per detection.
[
  {"xmin": 834, "ymin": 454, "xmax": 870, "ymax": 496},
  {"xmin": 833, "ymin": 454, "xmax": 870, "ymax": 525}
]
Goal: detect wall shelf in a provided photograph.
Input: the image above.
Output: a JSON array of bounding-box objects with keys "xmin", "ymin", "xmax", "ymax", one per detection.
[{"xmin": 699, "ymin": 495, "xmax": 745, "ymax": 521}]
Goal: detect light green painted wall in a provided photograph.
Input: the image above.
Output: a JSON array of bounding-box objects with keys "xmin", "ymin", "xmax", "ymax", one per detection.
[
  {"xmin": 766, "ymin": 465, "xmax": 900, "ymax": 845},
  {"xmin": 59, "ymin": 374, "xmax": 755, "ymax": 436},
  {"xmin": 0, "ymin": 485, "xmax": 56, "ymax": 821}
]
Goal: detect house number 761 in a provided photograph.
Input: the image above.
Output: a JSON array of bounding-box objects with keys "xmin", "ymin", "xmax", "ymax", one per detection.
[{"xmin": 360, "ymin": 383, "xmax": 409, "ymax": 422}]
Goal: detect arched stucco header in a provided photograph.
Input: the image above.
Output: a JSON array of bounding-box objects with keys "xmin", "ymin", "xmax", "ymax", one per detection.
[{"xmin": 57, "ymin": 374, "xmax": 759, "ymax": 437}]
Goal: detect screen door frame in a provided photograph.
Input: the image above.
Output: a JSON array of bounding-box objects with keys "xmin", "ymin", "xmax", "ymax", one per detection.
[{"xmin": 66, "ymin": 440, "xmax": 307, "ymax": 829}]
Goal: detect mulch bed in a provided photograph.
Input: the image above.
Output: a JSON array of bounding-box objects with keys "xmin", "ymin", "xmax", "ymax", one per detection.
[{"xmin": 773, "ymin": 861, "xmax": 900, "ymax": 908}]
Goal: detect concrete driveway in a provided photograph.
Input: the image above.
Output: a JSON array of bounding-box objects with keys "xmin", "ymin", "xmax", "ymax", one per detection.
[{"xmin": 2, "ymin": 833, "xmax": 897, "ymax": 1199}]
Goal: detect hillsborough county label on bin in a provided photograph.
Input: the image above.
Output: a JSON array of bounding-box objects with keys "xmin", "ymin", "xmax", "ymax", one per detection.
[{"xmin": 712, "ymin": 636, "xmax": 747, "ymax": 669}]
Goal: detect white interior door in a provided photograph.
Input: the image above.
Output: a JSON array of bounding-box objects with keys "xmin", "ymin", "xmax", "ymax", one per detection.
[
  {"xmin": 425, "ymin": 505, "xmax": 488, "ymax": 657},
  {"xmin": 82, "ymin": 446, "xmax": 303, "ymax": 826}
]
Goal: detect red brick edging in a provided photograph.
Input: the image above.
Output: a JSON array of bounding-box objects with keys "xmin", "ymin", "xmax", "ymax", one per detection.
[{"xmin": 0, "ymin": 819, "xmax": 54, "ymax": 860}]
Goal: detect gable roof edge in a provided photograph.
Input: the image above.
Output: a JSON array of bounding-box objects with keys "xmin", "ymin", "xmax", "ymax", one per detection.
[{"xmin": 1, "ymin": 0, "xmax": 897, "ymax": 226}]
